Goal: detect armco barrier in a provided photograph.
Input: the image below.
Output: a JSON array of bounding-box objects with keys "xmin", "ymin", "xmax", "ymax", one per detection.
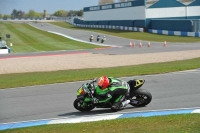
[
  {"xmin": 148, "ymin": 29, "xmax": 200, "ymax": 37},
  {"xmin": 73, "ymin": 23, "xmax": 144, "ymax": 32}
]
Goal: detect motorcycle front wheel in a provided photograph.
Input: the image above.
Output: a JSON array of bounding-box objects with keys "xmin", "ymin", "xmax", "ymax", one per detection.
[
  {"xmin": 129, "ymin": 89, "xmax": 152, "ymax": 107},
  {"xmin": 73, "ymin": 99, "xmax": 95, "ymax": 112}
]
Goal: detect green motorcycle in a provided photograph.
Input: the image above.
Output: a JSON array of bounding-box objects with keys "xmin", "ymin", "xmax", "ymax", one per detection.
[{"xmin": 74, "ymin": 78, "xmax": 152, "ymax": 112}]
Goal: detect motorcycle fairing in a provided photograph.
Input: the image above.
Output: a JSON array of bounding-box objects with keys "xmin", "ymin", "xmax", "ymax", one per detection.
[{"xmin": 128, "ymin": 79, "xmax": 145, "ymax": 97}]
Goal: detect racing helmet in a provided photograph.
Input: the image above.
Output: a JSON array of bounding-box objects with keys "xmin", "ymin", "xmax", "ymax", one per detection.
[{"xmin": 97, "ymin": 76, "xmax": 110, "ymax": 90}]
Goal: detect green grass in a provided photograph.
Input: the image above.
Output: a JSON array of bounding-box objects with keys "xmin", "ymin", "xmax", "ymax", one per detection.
[
  {"xmin": 0, "ymin": 22, "xmax": 103, "ymax": 53},
  {"xmin": 1, "ymin": 114, "xmax": 200, "ymax": 133},
  {"xmin": 49, "ymin": 22, "xmax": 200, "ymax": 42},
  {"xmin": 0, "ymin": 57, "xmax": 200, "ymax": 89}
]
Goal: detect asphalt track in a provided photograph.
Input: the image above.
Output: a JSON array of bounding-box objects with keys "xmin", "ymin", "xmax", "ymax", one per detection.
[
  {"xmin": 0, "ymin": 22, "xmax": 200, "ymax": 124},
  {"xmin": 0, "ymin": 70, "xmax": 200, "ymax": 123}
]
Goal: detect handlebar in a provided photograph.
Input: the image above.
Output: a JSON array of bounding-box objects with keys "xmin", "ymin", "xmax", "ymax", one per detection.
[
  {"xmin": 89, "ymin": 78, "xmax": 97, "ymax": 84},
  {"xmin": 86, "ymin": 79, "xmax": 97, "ymax": 98}
]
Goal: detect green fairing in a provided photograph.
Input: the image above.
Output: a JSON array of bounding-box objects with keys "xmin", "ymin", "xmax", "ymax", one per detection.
[
  {"xmin": 108, "ymin": 78, "xmax": 128, "ymax": 91},
  {"xmin": 99, "ymin": 99, "xmax": 111, "ymax": 104},
  {"xmin": 84, "ymin": 97, "xmax": 92, "ymax": 102},
  {"xmin": 76, "ymin": 92, "xmax": 80, "ymax": 96},
  {"xmin": 95, "ymin": 77, "xmax": 128, "ymax": 103},
  {"xmin": 76, "ymin": 84, "xmax": 90, "ymax": 96},
  {"xmin": 115, "ymin": 95, "xmax": 123, "ymax": 102}
]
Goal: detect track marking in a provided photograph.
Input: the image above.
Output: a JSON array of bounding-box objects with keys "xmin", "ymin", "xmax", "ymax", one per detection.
[{"xmin": 1, "ymin": 107, "xmax": 200, "ymax": 130}]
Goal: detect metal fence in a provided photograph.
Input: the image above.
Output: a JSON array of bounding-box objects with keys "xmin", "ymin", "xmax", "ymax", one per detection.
[{"xmin": 192, "ymin": 20, "xmax": 200, "ymax": 32}]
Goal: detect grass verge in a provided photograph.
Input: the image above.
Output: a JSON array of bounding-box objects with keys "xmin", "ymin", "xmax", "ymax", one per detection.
[
  {"xmin": 0, "ymin": 22, "xmax": 103, "ymax": 53},
  {"xmin": 0, "ymin": 57, "xmax": 200, "ymax": 89},
  {"xmin": 1, "ymin": 114, "xmax": 200, "ymax": 133},
  {"xmin": 49, "ymin": 22, "xmax": 200, "ymax": 43}
]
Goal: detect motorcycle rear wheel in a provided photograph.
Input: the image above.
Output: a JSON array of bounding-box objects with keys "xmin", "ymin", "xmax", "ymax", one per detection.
[
  {"xmin": 129, "ymin": 89, "xmax": 152, "ymax": 107},
  {"xmin": 73, "ymin": 99, "xmax": 95, "ymax": 112}
]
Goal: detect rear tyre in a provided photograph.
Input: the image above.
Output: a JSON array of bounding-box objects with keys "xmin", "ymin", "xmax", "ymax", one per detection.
[
  {"xmin": 73, "ymin": 99, "xmax": 95, "ymax": 112},
  {"xmin": 129, "ymin": 89, "xmax": 152, "ymax": 107}
]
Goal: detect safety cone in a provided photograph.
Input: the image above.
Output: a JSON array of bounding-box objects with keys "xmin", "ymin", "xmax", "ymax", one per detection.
[
  {"xmin": 129, "ymin": 42, "xmax": 133, "ymax": 47},
  {"xmin": 139, "ymin": 42, "xmax": 142, "ymax": 48},
  {"xmin": 164, "ymin": 41, "xmax": 167, "ymax": 47},
  {"xmin": 148, "ymin": 42, "xmax": 151, "ymax": 47},
  {"xmin": 133, "ymin": 42, "xmax": 136, "ymax": 47}
]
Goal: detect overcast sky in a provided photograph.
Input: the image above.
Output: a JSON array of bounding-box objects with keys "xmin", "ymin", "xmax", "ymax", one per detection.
[{"xmin": 0, "ymin": 0, "xmax": 102, "ymax": 15}]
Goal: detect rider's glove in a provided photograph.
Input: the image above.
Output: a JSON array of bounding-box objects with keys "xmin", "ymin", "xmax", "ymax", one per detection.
[
  {"xmin": 93, "ymin": 78, "xmax": 97, "ymax": 82},
  {"xmin": 92, "ymin": 97, "xmax": 99, "ymax": 104}
]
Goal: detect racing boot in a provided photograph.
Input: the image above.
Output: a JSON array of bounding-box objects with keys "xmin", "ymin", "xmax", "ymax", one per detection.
[
  {"xmin": 111, "ymin": 102, "xmax": 122, "ymax": 111},
  {"xmin": 111, "ymin": 99, "xmax": 130, "ymax": 111},
  {"xmin": 121, "ymin": 100, "xmax": 130, "ymax": 107},
  {"xmin": 111, "ymin": 95, "xmax": 126, "ymax": 111}
]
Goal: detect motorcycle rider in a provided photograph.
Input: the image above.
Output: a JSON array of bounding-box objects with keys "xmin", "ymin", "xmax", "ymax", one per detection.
[
  {"xmin": 97, "ymin": 35, "xmax": 100, "ymax": 42},
  {"xmin": 89, "ymin": 35, "xmax": 93, "ymax": 42},
  {"xmin": 92, "ymin": 76, "xmax": 130, "ymax": 111},
  {"xmin": 101, "ymin": 36, "xmax": 106, "ymax": 43}
]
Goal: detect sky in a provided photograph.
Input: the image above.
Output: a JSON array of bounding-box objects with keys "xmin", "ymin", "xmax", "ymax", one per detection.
[{"xmin": 0, "ymin": 0, "xmax": 103, "ymax": 15}]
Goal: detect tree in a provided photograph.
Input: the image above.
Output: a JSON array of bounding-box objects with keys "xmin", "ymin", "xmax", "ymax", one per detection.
[
  {"xmin": 67, "ymin": 10, "xmax": 75, "ymax": 17},
  {"xmin": 3, "ymin": 14, "xmax": 11, "ymax": 18},
  {"xmin": 11, "ymin": 9, "xmax": 17, "ymax": 18},
  {"xmin": 28, "ymin": 10, "xmax": 35, "ymax": 18},
  {"xmin": 76, "ymin": 10, "xmax": 83, "ymax": 17},
  {"xmin": 0, "ymin": 14, "xmax": 2, "ymax": 19},
  {"xmin": 11, "ymin": 9, "xmax": 25, "ymax": 18},
  {"xmin": 17, "ymin": 10, "xmax": 25, "ymax": 18},
  {"xmin": 35, "ymin": 12, "xmax": 42, "ymax": 18},
  {"xmin": 26, "ymin": 10, "xmax": 42, "ymax": 18},
  {"xmin": 66, "ymin": 10, "xmax": 83, "ymax": 17},
  {"xmin": 39, "ymin": 13, "xmax": 44, "ymax": 18},
  {"xmin": 54, "ymin": 10, "xmax": 68, "ymax": 17},
  {"xmin": 98, "ymin": 0, "xmax": 114, "ymax": 5}
]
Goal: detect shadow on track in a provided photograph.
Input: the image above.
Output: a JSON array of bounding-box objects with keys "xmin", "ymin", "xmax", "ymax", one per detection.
[
  {"xmin": 58, "ymin": 106, "xmax": 146, "ymax": 117},
  {"xmin": 58, "ymin": 109, "xmax": 112, "ymax": 117}
]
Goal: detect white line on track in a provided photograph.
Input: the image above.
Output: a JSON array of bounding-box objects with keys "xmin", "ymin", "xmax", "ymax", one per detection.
[{"xmin": 1, "ymin": 107, "xmax": 200, "ymax": 125}]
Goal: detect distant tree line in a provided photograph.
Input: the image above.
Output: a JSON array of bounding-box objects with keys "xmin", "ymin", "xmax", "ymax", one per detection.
[
  {"xmin": 1, "ymin": 9, "xmax": 83, "ymax": 19},
  {"xmin": 1, "ymin": 9, "xmax": 43, "ymax": 19},
  {"xmin": 53, "ymin": 10, "xmax": 83, "ymax": 17}
]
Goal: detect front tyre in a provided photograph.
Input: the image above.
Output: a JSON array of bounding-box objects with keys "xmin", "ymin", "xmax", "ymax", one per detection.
[
  {"xmin": 129, "ymin": 89, "xmax": 152, "ymax": 107},
  {"xmin": 73, "ymin": 99, "xmax": 95, "ymax": 112}
]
